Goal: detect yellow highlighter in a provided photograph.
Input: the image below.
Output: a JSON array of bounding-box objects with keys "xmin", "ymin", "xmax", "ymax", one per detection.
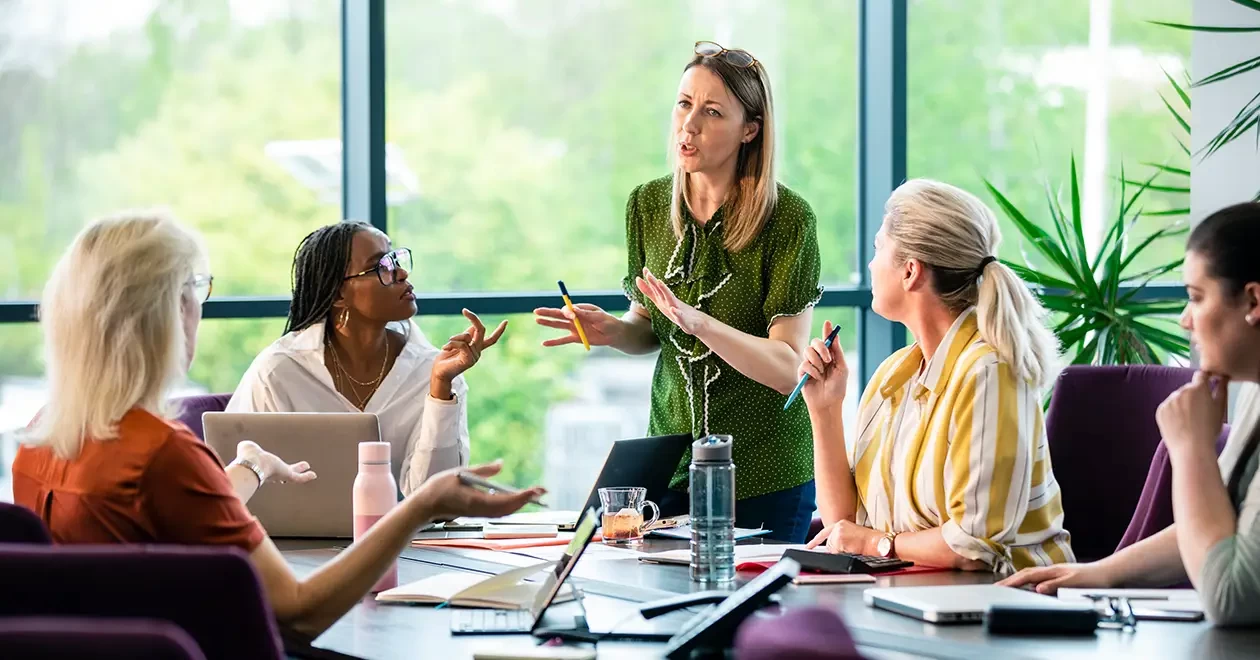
[{"xmin": 557, "ymin": 280, "xmax": 591, "ymax": 351}]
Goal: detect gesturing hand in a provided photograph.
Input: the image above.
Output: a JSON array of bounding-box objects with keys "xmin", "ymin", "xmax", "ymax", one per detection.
[
  {"xmin": 534, "ymin": 303, "xmax": 624, "ymax": 348},
  {"xmin": 635, "ymin": 268, "xmax": 708, "ymax": 335},
  {"xmin": 799, "ymin": 320, "xmax": 850, "ymax": 410},
  {"xmin": 236, "ymin": 440, "xmax": 317, "ymax": 485},
  {"xmin": 432, "ymin": 308, "xmax": 507, "ymax": 384}
]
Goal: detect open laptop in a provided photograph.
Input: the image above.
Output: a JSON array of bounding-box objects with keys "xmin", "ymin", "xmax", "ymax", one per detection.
[
  {"xmin": 450, "ymin": 507, "xmax": 601, "ymax": 635},
  {"xmin": 863, "ymin": 585, "xmax": 1069, "ymax": 624},
  {"xmin": 463, "ymin": 433, "xmax": 692, "ymax": 531},
  {"xmin": 203, "ymin": 412, "xmax": 382, "ymax": 538}
]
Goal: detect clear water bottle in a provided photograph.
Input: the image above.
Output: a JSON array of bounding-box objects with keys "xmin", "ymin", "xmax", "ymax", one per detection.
[{"xmin": 690, "ymin": 434, "xmax": 735, "ymax": 583}]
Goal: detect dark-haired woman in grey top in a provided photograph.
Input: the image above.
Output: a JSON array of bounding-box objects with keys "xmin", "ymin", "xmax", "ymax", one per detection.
[{"xmin": 1003, "ymin": 201, "xmax": 1260, "ymax": 627}]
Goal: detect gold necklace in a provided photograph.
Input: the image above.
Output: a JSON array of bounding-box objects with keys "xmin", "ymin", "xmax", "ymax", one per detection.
[
  {"xmin": 326, "ymin": 338, "xmax": 388, "ymax": 409},
  {"xmin": 327, "ymin": 338, "xmax": 388, "ymax": 388}
]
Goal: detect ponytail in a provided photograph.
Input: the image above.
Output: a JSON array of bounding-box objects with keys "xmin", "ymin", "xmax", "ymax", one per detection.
[{"xmin": 884, "ymin": 179, "xmax": 1060, "ymax": 389}]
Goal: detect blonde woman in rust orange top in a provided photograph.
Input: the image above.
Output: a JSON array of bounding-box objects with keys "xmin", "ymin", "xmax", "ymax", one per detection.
[{"xmin": 11, "ymin": 211, "xmax": 543, "ymax": 638}]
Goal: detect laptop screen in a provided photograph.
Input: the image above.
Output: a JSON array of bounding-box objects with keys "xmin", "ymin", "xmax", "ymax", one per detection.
[{"xmin": 528, "ymin": 506, "xmax": 600, "ymax": 619}]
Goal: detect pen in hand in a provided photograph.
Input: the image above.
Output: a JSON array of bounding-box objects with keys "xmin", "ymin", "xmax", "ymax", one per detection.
[
  {"xmin": 783, "ymin": 323, "xmax": 843, "ymax": 410},
  {"xmin": 557, "ymin": 280, "xmax": 591, "ymax": 351},
  {"xmin": 457, "ymin": 471, "xmax": 549, "ymax": 508}
]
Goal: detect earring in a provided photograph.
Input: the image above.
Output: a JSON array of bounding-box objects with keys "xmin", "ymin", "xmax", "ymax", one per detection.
[{"xmin": 338, "ymin": 308, "xmax": 350, "ymax": 330}]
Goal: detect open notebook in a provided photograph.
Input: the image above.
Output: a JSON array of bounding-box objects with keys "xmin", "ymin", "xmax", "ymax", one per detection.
[{"xmin": 376, "ymin": 562, "xmax": 574, "ymax": 609}]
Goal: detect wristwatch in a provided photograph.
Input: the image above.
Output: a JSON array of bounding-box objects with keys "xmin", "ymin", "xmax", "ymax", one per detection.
[
  {"xmin": 230, "ymin": 457, "xmax": 266, "ymax": 487},
  {"xmin": 877, "ymin": 531, "xmax": 897, "ymax": 558}
]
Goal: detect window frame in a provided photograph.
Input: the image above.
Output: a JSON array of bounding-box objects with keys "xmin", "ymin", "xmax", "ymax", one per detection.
[{"xmin": 0, "ymin": 0, "xmax": 1186, "ymax": 392}]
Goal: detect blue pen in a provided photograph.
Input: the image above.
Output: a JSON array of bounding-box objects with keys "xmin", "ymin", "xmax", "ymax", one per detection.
[{"xmin": 783, "ymin": 323, "xmax": 843, "ymax": 410}]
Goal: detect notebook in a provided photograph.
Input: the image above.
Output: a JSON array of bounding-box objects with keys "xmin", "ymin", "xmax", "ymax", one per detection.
[
  {"xmin": 376, "ymin": 563, "xmax": 574, "ymax": 609},
  {"xmin": 411, "ymin": 534, "xmax": 576, "ymax": 552},
  {"xmin": 646, "ymin": 524, "xmax": 772, "ymax": 541},
  {"xmin": 638, "ymin": 544, "xmax": 808, "ymax": 566}
]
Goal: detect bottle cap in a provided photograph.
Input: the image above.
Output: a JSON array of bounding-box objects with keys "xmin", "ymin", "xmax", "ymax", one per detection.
[
  {"xmin": 692, "ymin": 435, "xmax": 733, "ymax": 463},
  {"xmin": 359, "ymin": 441, "xmax": 391, "ymax": 465}
]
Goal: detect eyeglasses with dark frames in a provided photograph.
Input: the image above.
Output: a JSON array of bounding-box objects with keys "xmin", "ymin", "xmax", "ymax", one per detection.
[{"xmin": 343, "ymin": 248, "xmax": 412, "ymax": 287}]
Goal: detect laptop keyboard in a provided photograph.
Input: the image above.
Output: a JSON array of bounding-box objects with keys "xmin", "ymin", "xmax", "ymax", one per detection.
[{"xmin": 450, "ymin": 608, "xmax": 534, "ymax": 634}]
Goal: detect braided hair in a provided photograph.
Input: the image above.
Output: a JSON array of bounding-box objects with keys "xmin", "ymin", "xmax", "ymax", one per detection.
[{"xmin": 284, "ymin": 221, "xmax": 373, "ymax": 335}]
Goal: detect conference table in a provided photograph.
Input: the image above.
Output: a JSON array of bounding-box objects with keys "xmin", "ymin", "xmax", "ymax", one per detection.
[{"xmin": 279, "ymin": 538, "xmax": 1260, "ymax": 659}]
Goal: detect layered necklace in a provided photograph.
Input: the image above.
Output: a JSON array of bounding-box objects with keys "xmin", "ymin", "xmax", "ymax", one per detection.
[{"xmin": 326, "ymin": 336, "xmax": 388, "ymax": 410}]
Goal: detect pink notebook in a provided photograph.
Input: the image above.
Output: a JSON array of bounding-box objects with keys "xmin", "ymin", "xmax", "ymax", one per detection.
[{"xmin": 736, "ymin": 560, "xmax": 951, "ymax": 577}]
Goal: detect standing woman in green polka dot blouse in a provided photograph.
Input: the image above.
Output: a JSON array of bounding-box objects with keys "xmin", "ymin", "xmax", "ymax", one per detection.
[{"xmin": 535, "ymin": 42, "xmax": 822, "ymax": 542}]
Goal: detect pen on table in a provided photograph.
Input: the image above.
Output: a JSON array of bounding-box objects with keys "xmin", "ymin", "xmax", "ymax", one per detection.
[
  {"xmin": 783, "ymin": 324, "xmax": 843, "ymax": 410},
  {"xmin": 457, "ymin": 471, "xmax": 549, "ymax": 508},
  {"xmin": 557, "ymin": 280, "xmax": 591, "ymax": 351}
]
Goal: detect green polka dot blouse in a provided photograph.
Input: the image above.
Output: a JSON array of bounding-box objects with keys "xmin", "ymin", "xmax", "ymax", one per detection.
[{"xmin": 621, "ymin": 175, "xmax": 824, "ymax": 501}]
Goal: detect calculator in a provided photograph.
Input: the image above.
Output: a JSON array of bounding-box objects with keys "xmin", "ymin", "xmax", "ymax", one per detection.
[{"xmin": 783, "ymin": 548, "xmax": 914, "ymax": 574}]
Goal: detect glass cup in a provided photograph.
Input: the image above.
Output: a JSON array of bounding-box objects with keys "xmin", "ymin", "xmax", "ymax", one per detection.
[{"xmin": 598, "ymin": 487, "xmax": 660, "ymax": 545}]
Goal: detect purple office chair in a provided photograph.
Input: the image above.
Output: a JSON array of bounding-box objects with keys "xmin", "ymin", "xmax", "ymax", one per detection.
[
  {"xmin": 0, "ymin": 501, "xmax": 51, "ymax": 544},
  {"xmin": 171, "ymin": 393, "xmax": 233, "ymax": 441},
  {"xmin": 1045, "ymin": 365, "xmax": 1207, "ymax": 562},
  {"xmin": 735, "ymin": 606, "xmax": 865, "ymax": 659},
  {"xmin": 0, "ymin": 617, "xmax": 206, "ymax": 660},
  {"xmin": 1116, "ymin": 431, "xmax": 1230, "ymax": 553},
  {"xmin": 0, "ymin": 545, "xmax": 283, "ymax": 660}
]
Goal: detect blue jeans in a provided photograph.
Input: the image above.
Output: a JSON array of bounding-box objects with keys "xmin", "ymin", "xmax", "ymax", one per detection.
[{"xmin": 659, "ymin": 480, "xmax": 817, "ymax": 544}]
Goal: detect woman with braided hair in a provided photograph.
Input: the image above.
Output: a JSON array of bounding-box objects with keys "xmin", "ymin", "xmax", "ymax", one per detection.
[{"xmin": 228, "ymin": 221, "xmax": 506, "ymax": 494}]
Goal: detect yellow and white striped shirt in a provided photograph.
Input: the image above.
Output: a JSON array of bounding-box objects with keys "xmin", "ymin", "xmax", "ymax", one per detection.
[{"xmin": 850, "ymin": 308, "xmax": 1074, "ymax": 574}]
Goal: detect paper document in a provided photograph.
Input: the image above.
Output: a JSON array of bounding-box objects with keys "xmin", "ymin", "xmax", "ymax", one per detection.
[{"xmin": 1058, "ymin": 588, "xmax": 1203, "ymax": 613}]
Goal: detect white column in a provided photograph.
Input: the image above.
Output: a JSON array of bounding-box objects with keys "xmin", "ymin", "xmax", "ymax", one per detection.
[{"xmin": 1082, "ymin": 0, "xmax": 1112, "ymax": 259}]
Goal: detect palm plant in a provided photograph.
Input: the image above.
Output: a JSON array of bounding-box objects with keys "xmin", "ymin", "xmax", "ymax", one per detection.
[
  {"xmin": 1152, "ymin": 0, "xmax": 1260, "ymax": 201},
  {"xmin": 985, "ymin": 157, "xmax": 1191, "ymax": 366}
]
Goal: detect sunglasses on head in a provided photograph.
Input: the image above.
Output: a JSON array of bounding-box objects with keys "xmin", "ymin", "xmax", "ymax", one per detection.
[{"xmin": 694, "ymin": 40, "xmax": 758, "ymax": 68}]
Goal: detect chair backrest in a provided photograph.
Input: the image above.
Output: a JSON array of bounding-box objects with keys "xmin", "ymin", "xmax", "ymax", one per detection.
[
  {"xmin": 1116, "ymin": 428, "xmax": 1230, "ymax": 554},
  {"xmin": 0, "ymin": 502, "xmax": 52, "ymax": 544},
  {"xmin": 0, "ymin": 617, "xmax": 206, "ymax": 660},
  {"xmin": 0, "ymin": 544, "xmax": 283, "ymax": 660},
  {"xmin": 171, "ymin": 393, "xmax": 233, "ymax": 441},
  {"xmin": 1044, "ymin": 365, "xmax": 1196, "ymax": 562},
  {"xmin": 734, "ymin": 605, "xmax": 864, "ymax": 659}
]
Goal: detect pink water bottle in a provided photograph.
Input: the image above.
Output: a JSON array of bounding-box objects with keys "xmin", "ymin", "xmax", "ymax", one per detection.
[{"xmin": 353, "ymin": 441, "xmax": 398, "ymax": 592}]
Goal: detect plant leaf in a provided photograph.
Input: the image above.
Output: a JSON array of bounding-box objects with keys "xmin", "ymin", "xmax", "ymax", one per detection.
[
  {"xmin": 1203, "ymin": 95, "xmax": 1260, "ymax": 159},
  {"xmin": 1194, "ymin": 54, "xmax": 1260, "ymax": 87},
  {"xmin": 1118, "ymin": 300, "xmax": 1189, "ymax": 316},
  {"xmin": 983, "ymin": 180, "xmax": 1084, "ymax": 287},
  {"xmin": 1162, "ymin": 67, "xmax": 1192, "ymax": 109},
  {"xmin": 1000, "ymin": 260, "xmax": 1075, "ymax": 290},
  {"xmin": 1228, "ymin": 0, "xmax": 1260, "ymax": 13},
  {"xmin": 1072, "ymin": 332, "xmax": 1101, "ymax": 365},
  {"xmin": 1175, "ymin": 136, "xmax": 1191, "ymax": 158},
  {"xmin": 1148, "ymin": 21, "xmax": 1260, "ymax": 33},
  {"xmin": 1142, "ymin": 208, "xmax": 1191, "ymax": 217},
  {"xmin": 1142, "ymin": 162, "xmax": 1191, "ymax": 178},
  {"xmin": 1118, "ymin": 222, "xmax": 1189, "ymax": 275},
  {"xmin": 1159, "ymin": 94, "xmax": 1192, "ymax": 134},
  {"xmin": 1068, "ymin": 156, "xmax": 1094, "ymax": 287},
  {"xmin": 1121, "ymin": 179, "xmax": 1191, "ymax": 194}
]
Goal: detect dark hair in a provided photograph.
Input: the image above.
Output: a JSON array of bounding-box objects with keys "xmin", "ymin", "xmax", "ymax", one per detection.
[
  {"xmin": 1186, "ymin": 201, "xmax": 1260, "ymax": 296},
  {"xmin": 284, "ymin": 221, "xmax": 372, "ymax": 335}
]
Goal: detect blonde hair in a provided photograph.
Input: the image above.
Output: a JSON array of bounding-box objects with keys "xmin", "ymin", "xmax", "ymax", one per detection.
[
  {"xmin": 884, "ymin": 179, "xmax": 1059, "ymax": 389},
  {"xmin": 23, "ymin": 210, "xmax": 206, "ymax": 459},
  {"xmin": 670, "ymin": 55, "xmax": 777, "ymax": 252}
]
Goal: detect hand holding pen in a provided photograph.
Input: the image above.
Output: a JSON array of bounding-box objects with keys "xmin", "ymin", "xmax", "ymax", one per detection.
[{"xmin": 786, "ymin": 320, "xmax": 847, "ymax": 410}]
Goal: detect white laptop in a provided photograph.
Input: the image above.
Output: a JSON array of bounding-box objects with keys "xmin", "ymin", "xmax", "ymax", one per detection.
[
  {"xmin": 203, "ymin": 412, "xmax": 383, "ymax": 538},
  {"xmin": 863, "ymin": 585, "xmax": 1068, "ymax": 624}
]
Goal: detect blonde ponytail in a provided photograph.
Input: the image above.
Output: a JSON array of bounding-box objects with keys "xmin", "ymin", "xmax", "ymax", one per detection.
[{"xmin": 884, "ymin": 179, "xmax": 1059, "ymax": 389}]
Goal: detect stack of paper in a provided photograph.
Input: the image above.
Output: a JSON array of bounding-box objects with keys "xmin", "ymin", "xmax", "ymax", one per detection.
[{"xmin": 377, "ymin": 564, "xmax": 573, "ymax": 609}]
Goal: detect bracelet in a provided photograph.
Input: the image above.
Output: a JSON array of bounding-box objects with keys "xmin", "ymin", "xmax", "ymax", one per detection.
[{"xmin": 230, "ymin": 457, "xmax": 266, "ymax": 487}]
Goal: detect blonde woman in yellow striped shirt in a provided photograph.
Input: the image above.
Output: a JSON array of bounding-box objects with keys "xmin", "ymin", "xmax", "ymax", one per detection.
[{"xmin": 798, "ymin": 179, "xmax": 1074, "ymax": 575}]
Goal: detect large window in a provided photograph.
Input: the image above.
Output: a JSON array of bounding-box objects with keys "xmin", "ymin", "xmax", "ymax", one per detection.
[
  {"xmin": 384, "ymin": 0, "xmax": 860, "ymax": 293},
  {"xmin": 908, "ymin": 0, "xmax": 1191, "ymax": 278},
  {"xmin": 0, "ymin": 0, "xmax": 342, "ymax": 306}
]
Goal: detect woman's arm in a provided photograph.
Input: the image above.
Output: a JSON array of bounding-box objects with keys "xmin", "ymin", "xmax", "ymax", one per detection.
[
  {"xmin": 636, "ymin": 269, "xmax": 810, "ymax": 395},
  {"xmin": 226, "ymin": 441, "xmax": 315, "ymax": 503},
  {"xmin": 808, "ymin": 403, "xmax": 858, "ymax": 525},
  {"xmin": 999, "ymin": 525, "xmax": 1188, "ymax": 593},
  {"xmin": 251, "ymin": 464, "xmax": 542, "ymax": 638}
]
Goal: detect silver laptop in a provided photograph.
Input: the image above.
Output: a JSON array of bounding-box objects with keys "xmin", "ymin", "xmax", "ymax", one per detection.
[
  {"xmin": 863, "ymin": 585, "xmax": 1067, "ymax": 624},
  {"xmin": 203, "ymin": 412, "xmax": 383, "ymax": 538}
]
